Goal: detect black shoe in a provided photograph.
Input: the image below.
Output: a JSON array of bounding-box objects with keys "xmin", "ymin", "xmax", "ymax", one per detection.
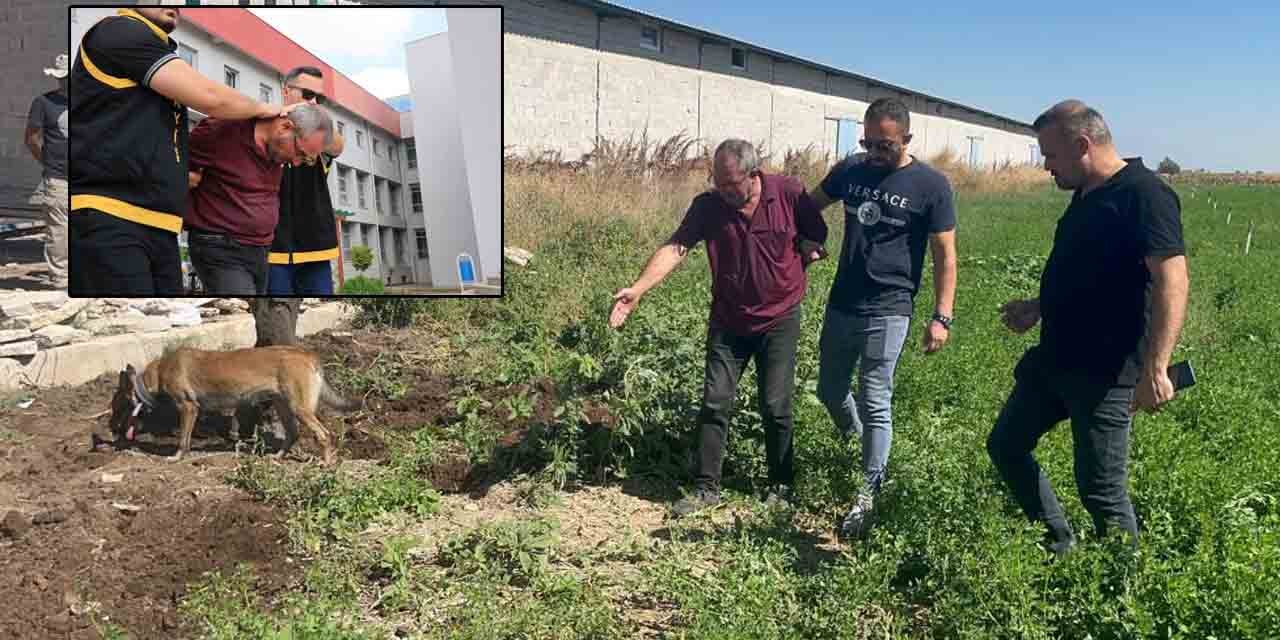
[
  {"xmin": 1042, "ymin": 531, "xmax": 1076, "ymax": 559},
  {"xmin": 671, "ymin": 486, "xmax": 720, "ymax": 518},
  {"xmin": 762, "ymin": 484, "xmax": 795, "ymax": 510}
]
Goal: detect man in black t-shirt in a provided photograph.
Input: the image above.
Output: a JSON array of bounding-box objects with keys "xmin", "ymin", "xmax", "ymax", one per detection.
[
  {"xmin": 69, "ymin": 7, "xmax": 280, "ymax": 296},
  {"xmin": 25, "ymin": 53, "xmax": 70, "ymax": 288},
  {"xmin": 809, "ymin": 98, "xmax": 958, "ymax": 539},
  {"xmin": 988, "ymin": 100, "xmax": 1189, "ymax": 556}
]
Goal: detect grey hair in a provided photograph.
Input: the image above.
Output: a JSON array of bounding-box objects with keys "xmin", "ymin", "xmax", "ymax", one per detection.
[
  {"xmin": 1033, "ymin": 99, "xmax": 1113, "ymax": 146},
  {"xmin": 713, "ymin": 139, "xmax": 760, "ymax": 174},
  {"xmin": 287, "ymin": 102, "xmax": 334, "ymax": 148}
]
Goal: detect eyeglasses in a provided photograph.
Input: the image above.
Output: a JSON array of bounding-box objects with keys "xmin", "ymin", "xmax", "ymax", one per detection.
[
  {"xmin": 859, "ymin": 138, "xmax": 904, "ymax": 153},
  {"xmin": 708, "ymin": 171, "xmax": 752, "ymax": 191},
  {"xmin": 287, "ymin": 84, "xmax": 326, "ymax": 105}
]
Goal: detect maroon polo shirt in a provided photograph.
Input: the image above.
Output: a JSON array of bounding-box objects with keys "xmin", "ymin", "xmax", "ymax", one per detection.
[
  {"xmin": 186, "ymin": 117, "xmax": 284, "ymax": 247},
  {"xmin": 669, "ymin": 173, "xmax": 828, "ymax": 335}
]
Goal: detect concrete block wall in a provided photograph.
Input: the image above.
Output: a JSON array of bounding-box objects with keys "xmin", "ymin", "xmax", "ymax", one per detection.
[{"xmin": 500, "ymin": 0, "xmax": 1039, "ymax": 172}]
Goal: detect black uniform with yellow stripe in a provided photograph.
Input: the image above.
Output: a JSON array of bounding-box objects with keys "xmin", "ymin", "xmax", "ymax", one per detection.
[
  {"xmin": 270, "ymin": 152, "xmax": 340, "ymax": 266},
  {"xmin": 68, "ymin": 9, "xmax": 188, "ymax": 296}
]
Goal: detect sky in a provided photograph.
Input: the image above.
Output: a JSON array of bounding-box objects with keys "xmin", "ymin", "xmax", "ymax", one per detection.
[
  {"xmin": 248, "ymin": 8, "xmax": 447, "ymax": 102},
  {"xmin": 604, "ymin": 0, "xmax": 1278, "ymax": 173}
]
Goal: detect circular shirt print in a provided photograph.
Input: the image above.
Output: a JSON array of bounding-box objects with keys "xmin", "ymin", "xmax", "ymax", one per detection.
[{"xmin": 856, "ymin": 201, "xmax": 882, "ymax": 226}]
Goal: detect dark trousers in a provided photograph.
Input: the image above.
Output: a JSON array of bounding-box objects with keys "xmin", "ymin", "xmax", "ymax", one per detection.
[
  {"xmin": 188, "ymin": 229, "xmax": 269, "ymax": 296},
  {"xmin": 986, "ymin": 345, "xmax": 1139, "ymax": 545},
  {"xmin": 695, "ymin": 306, "xmax": 801, "ymax": 491},
  {"xmin": 267, "ymin": 260, "xmax": 333, "ymax": 295},
  {"xmin": 68, "ymin": 208, "xmax": 182, "ymax": 297}
]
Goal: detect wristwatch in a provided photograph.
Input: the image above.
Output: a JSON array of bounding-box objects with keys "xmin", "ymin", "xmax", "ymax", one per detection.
[{"xmin": 931, "ymin": 312, "xmax": 953, "ymax": 331}]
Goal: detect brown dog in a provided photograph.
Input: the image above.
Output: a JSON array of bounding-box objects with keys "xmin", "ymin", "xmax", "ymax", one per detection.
[{"xmin": 108, "ymin": 346, "xmax": 360, "ymax": 464}]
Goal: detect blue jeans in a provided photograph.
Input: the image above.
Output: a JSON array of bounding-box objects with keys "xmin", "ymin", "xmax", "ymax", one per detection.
[
  {"xmin": 816, "ymin": 307, "xmax": 910, "ymax": 494},
  {"xmin": 267, "ymin": 261, "xmax": 333, "ymax": 295}
]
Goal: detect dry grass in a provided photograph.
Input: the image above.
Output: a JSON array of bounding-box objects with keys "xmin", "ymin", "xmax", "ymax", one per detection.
[{"xmin": 504, "ymin": 135, "xmax": 1052, "ymax": 250}]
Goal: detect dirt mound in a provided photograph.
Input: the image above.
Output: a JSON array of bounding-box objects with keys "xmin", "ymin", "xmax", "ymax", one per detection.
[{"xmin": 0, "ymin": 376, "xmax": 297, "ymax": 640}]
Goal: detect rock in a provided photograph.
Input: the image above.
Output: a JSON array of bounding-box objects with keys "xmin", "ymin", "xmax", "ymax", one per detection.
[
  {"xmin": 0, "ymin": 510, "xmax": 31, "ymax": 539},
  {"xmin": 33, "ymin": 510, "xmax": 67, "ymax": 525},
  {"xmin": 0, "ymin": 291, "xmax": 68, "ymax": 318},
  {"xmin": 132, "ymin": 299, "xmax": 176, "ymax": 316},
  {"xmin": 3, "ymin": 298, "xmax": 90, "ymax": 332},
  {"xmin": 111, "ymin": 502, "xmax": 142, "ymax": 513},
  {"xmin": 0, "ymin": 340, "xmax": 37, "ymax": 358},
  {"xmin": 33, "ymin": 325, "xmax": 90, "ymax": 349},
  {"xmin": 0, "ymin": 329, "xmax": 32, "ymax": 344},
  {"xmin": 101, "ymin": 473, "xmax": 123, "ymax": 484},
  {"xmin": 212, "ymin": 299, "xmax": 248, "ymax": 314},
  {"xmin": 199, "ymin": 307, "xmax": 220, "ymax": 319},
  {"xmin": 140, "ymin": 317, "xmax": 173, "ymax": 333},
  {"xmin": 504, "ymin": 246, "xmax": 533, "ymax": 266},
  {"xmin": 0, "ymin": 358, "xmax": 22, "ymax": 385}
]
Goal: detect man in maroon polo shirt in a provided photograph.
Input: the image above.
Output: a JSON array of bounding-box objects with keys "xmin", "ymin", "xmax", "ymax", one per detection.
[
  {"xmin": 610, "ymin": 139, "xmax": 828, "ymax": 517},
  {"xmin": 186, "ymin": 102, "xmax": 332, "ymax": 295}
]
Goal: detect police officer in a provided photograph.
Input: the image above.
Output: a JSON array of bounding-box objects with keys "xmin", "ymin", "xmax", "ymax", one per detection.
[{"xmin": 69, "ymin": 7, "xmax": 281, "ymax": 296}]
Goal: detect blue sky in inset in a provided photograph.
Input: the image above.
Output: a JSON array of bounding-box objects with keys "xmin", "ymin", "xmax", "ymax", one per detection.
[{"xmin": 248, "ymin": 7, "xmax": 447, "ymax": 101}]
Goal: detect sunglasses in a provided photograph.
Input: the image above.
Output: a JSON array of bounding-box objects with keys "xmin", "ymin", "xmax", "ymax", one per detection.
[
  {"xmin": 859, "ymin": 138, "xmax": 906, "ymax": 153},
  {"xmin": 287, "ymin": 84, "xmax": 326, "ymax": 105}
]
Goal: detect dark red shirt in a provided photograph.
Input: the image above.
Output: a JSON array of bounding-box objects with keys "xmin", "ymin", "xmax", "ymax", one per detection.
[
  {"xmin": 669, "ymin": 173, "xmax": 828, "ymax": 335},
  {"xmin": 186, "ymin": 117, "xmax": 283, "ymax": 247}
]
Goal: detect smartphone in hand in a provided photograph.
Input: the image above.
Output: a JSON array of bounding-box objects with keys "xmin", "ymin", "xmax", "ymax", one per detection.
[{"xmin": 1167, "ymin": 360, "xmax": 1196, "ymax": 391}]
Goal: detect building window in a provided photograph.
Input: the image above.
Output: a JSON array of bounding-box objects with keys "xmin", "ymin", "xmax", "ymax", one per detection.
[
  {"xmin": 356, "ymin": 131, "xmax": 363, "ymax": 148},
  {"xmin": 341, "ymin": 222, "xmax": 351, "ymax": 249},
  {"xmin": 337, "ymin": 168, "xmax": 348, "ymax": 205},
  {"xmin": 357, "ymin": 174, "xmax": 367, "ymax": 208},
  {"xmin": 259, "ymin": 83, "xmax": 272, "ymax": 103},
  {"xmin": 405, "ymin": 138, "xmax": 416, "ymax": 169},
  {"xmin": 731, "ymin": 47, "xmax": 746, "ymax": 70},
  {"xmin": 410, "ymin": 183, "xmax": 422, "ymax": 213},
  {"xmin": 393, "ymin": 230, "xmax": 404, "ymax": 266},
  {"xmin": 373, "ymin": 139, "xmax": 381, "ymax": 158},
  {"xmin": 389, "ymin": 184, "xmax": 400, "ymax": 216},
  {"xmin": 337, "ymin": 121, "xmax": 345, "ymax": 137},
  {"xmin": 640, "ymin": 26, "xmax": 660, "ymax": 51},
  {"xmin": 224, "ymin": 66, "xmax": 238, "ymax": 88},
  {"xmin": 379, "ymin": 233, "xmax": 387, "ymax": 264},
  {"xmin": 415, "ymin": 229, "xmax": 428, "ymax": 259},
  {"xmin": 374, "ymin": 180, "xmax": 383, "ymax": 213},
  {"xmin": 178, "ymin": 43, "xmax": 197, "ymax": 68},
  {"xmin": 186, "ymin": 0, "xmax": 201, "ymax": 6}
]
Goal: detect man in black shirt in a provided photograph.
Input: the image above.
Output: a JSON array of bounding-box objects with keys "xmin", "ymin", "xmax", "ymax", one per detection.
[
  {"xmin": 988, "ymin": 100, "xmax": 1189, "ymax": 555},
  {"xmin": 25, "ymin": 53, "xmax": 70, "ymax": 289},
  {"xmin": 69, "ymin": 7, "xmax": 280, "ymax": 296},
  {"xmin": 809, "ymin": 98, "xmax": 958, "ymax": 539}
]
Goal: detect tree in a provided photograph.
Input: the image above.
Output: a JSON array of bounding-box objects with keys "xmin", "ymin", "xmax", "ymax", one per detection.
[
  {"xmin": 1157, "ymin": 157, "xmax": 1181, "ymax": 175},
  {"xmin": 351, "ymin": 245, "xmax": 373, "ymax": 274}
]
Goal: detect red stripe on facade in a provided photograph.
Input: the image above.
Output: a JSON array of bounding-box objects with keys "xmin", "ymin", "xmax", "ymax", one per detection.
[{"xmin": 182, "ymin": 8, "xmax": 402, "ymax": 137}]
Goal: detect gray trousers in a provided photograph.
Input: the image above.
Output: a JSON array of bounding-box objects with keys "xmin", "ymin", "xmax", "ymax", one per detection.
[{"xmin": 816, "ymin": 307, "xmax": 911, "ymax": 495}]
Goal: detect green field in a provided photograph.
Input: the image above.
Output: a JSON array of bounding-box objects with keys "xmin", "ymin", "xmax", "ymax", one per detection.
[{"xmin": 185, "ymin": 176, "xmax": 1279, "ymax": 639}]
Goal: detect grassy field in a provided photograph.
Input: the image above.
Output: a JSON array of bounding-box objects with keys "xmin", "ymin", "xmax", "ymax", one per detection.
[{"xmin": 178, "ymin": 160, "xmax": 1279, "ymax": 639}]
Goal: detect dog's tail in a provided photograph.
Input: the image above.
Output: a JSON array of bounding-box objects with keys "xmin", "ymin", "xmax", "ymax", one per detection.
[{"xmin": 317, "ymin": 374, "xmax": 362, "ymax": 413}]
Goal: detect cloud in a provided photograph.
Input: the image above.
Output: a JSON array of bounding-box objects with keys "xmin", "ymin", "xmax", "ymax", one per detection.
[
  {"xmin": 350, "ymin": 66, "xmax": 410, "ymax": 99},
  {"xmin": 247, "ymin": 8, "xmax": 420, "ymax": 63}
]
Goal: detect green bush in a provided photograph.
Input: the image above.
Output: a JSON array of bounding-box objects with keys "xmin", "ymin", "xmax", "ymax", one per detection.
[{"xmin": 338, "ymin": 275, "xmax": 384, "ymax": 295}]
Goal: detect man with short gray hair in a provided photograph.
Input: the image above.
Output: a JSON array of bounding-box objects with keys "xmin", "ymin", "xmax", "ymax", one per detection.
[
  {"xmin": 185, "ymin": 102, "xmax": 332, "ymax": 295},
  {"xmin": 610, "ymin": 139, "xmax": 829, "ymax": 517},
  {"xmin": 988, "ymin": 99, "xmax": 1188, "ymax": 556}
]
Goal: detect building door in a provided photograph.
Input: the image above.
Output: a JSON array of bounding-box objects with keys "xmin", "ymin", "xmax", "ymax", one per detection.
[{"xmin": 836, "ymin": 119, "xmax": 861, "ymax": 159}]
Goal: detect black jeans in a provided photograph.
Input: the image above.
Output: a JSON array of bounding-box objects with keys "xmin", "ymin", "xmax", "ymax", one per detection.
[
  {"xmin": 695, "ymin": 306, "xmax": 801, "ymax": 491},
  {"xmin": 68, "ymin": 208, "xmax": 182, "ymax": 297},
  {"xmin": 986, "ymin": 345, "xmax": 1139, "ymax": 545},
  {"xmin": 188, "ymin": 229, "xmax": 269, "ymax": 296}
]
